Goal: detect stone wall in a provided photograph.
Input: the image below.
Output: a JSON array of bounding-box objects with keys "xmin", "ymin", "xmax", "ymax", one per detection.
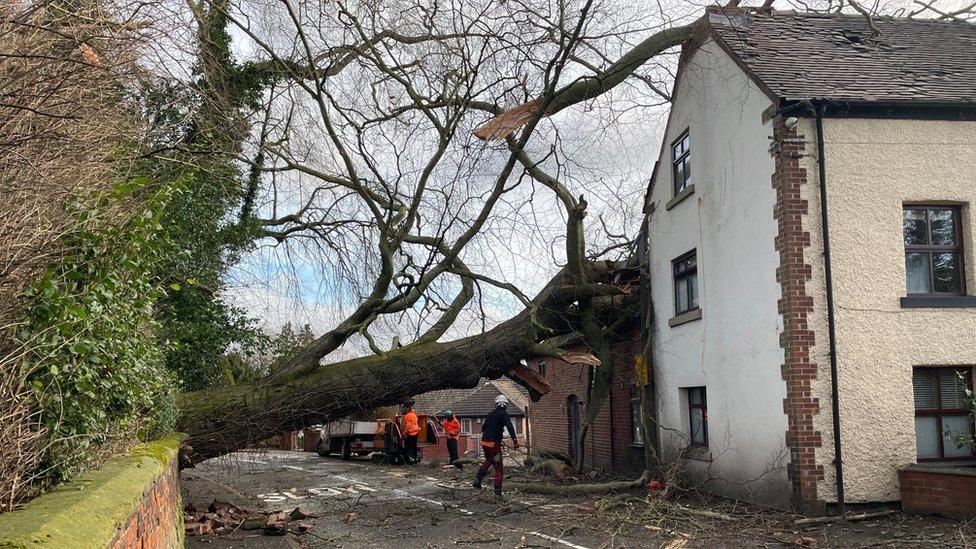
[{"xmin": 0, "ymin": 434, "xmax": 184, "ymax": 549}]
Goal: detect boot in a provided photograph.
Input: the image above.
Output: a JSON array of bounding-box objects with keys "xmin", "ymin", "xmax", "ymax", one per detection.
[
  {"xmin": 493, "ymin": 484, "xmax": 503, "ymax": 498},
  {"xmin": 473, "ymin": 468, "xmax": 486, "ymax": 490}
]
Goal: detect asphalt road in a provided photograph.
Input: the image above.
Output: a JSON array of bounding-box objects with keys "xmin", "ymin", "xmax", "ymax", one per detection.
[
  {"xmin": 182, "ymin": 450, "xmax": 976, "ymax": 549},
  {"xmin": 181, "ymin": 450, "xmax": 605, "ymax": 549}
]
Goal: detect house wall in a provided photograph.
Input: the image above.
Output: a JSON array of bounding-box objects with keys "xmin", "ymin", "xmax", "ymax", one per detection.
[
  {"xmin": 528, "ymin": 335, "xmax": 644, "ymax": 474},
  {"xmin": 645, "ymin": 39, "xmax": 790, "ymax": 508},
  {"xmin": 808, "ymin": 118, "xmax": 976, "ymax": 503}
]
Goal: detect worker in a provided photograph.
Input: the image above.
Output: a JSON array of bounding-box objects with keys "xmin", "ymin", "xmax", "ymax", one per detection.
[
  {"xmin": 473, "ymin": 394, "xmax": 519, "ymax": 498},
  {"xmin": 439, "ymin": 410, "xmax": 462, "ymax": 465},
  {"xmin": 402, "ymin": 401, "xmax": 420, "ymax": 464}
]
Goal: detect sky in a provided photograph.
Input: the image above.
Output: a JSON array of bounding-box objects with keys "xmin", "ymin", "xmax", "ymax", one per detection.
[{"xmin": 193, "ymin": 0, "xmax": 974, "ymax": 354}]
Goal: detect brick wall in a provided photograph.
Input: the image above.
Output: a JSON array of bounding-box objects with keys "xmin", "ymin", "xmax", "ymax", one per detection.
[
  {"xmin": 423, "ymin": 435, "xmax": 474, "ymax": 461},
  {"xmin": 529, "ymin": 333, "xmax": 644, "ymax": 475},
  {"xmin": 109, "ymin": 459, "xmax": 182, "ymax": 549},
  {"xmin": 771, "ymin": 116, "xmax": 825, "ymax": 513},
  {"xmin": 899, "ymin": 468, "xmax": 976, "ymax": 518}
]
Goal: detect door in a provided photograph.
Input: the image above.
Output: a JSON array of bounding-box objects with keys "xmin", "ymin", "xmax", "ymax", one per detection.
[{"xmin": 568, "ymin": 395, "xmax": 581, "ymax": 466}]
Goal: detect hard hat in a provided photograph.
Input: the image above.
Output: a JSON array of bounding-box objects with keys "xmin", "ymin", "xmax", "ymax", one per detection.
[
  {"xmin": 444, "ymin": 410, "xmax": 454, "ymax": 418},
  {"xmin": 495, "ymin": 394, "xmax": 509, "ymax": 407}
]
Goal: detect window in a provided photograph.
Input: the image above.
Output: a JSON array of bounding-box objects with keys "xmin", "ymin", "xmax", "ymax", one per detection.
[
  {"xmin": 904, "ymin": 206, "xmax": 965, "ymax": 295},
  {"xmin": 673, "ymin": 250, "xmax": 699, "ymax": 315},
  {"xmin": 630, "ymin": 385, "xmax": 644, "ymax": 445},
  {"xmin": 687, "ymin": 387, "xmax": 707, "ymax": 446},
  {"xmin": 538, "ymin": 359, "xmax": 547, "ymax": 378},
  {"xmin": 460, "ymin": 418, "xmax": 472, "ymax": 435},
  {"xmin": 672, "ymin": 131, "xmax": 692, "ymax": 196},
  {"xmin": 913, "ymin": 367, "xmax": 973, "ymax": 461}
]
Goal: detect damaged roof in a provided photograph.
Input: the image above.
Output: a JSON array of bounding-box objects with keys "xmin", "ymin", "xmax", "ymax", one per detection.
[{"xmin": 706, "ymin": 8, "xmax": 976, "ymax": 105}]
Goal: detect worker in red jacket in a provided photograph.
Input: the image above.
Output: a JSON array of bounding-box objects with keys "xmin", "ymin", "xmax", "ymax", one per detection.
[
  {"xmin": 439, "ymin": 410, "xmax": 462, "ymax": 465},
  {"xmin": 402, "ymin": 402, "xmax": 420, "ymax": 465},
  {"xmin": 473, "ymin": 395, "xmax": 519, "ymax": 498}
]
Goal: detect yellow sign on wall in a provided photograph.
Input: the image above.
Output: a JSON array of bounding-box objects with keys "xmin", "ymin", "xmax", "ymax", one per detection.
[{"xmin": 633, "ymin": 355, "xmax": 649, "ymax": 387}]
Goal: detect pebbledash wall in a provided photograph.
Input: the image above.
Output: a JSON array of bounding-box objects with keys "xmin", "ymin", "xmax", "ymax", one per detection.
[
  {"xmin": 645, "ymin": 38, "xmax": 791, "ymax": 509},
  {"xmin": 0, "ymin": 434, "xmax": 184, "ymax": 549},
  {"xmin": 528, "ymin": 334, "xmax": 644, "ymax": 475},
  {"xmin": 800, "ymin": 117, "xmax": 976, "ymax": 504}
]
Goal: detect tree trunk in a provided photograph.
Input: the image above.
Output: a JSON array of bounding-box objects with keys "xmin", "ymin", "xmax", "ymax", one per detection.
[{"xmin": 178, "ymin": 263, "xmax": 631, "ymax": 463}]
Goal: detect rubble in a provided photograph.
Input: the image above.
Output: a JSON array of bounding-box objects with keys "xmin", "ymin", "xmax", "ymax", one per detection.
[{"xmin": 183, "ymin": 501, "xmax": 317, "ymax": 539}]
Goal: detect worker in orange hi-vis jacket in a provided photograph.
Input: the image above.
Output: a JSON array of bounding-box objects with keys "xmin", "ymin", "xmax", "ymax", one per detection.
[
  {"xmin": 439, "ymin": 410, "xmax": 462, "ymax": 465},
  {"xmin": 402, "ymin": 402, "xmax": 420, "ymax": 465}
]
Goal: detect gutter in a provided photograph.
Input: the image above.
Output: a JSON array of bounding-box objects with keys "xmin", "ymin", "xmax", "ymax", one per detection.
[{"xmin": 776, "ymin": 99, "xmax": 846, "ymax": 514}]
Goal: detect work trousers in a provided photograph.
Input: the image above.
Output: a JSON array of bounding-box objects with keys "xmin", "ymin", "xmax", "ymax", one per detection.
[
  {"xmin": 477, "ymin": 441, "xmax": 503, "ymax": 493},
  {"xmin": 405, "ymin": 434, "xmax": 419, "ymax": 463},
  {"xmin": 446, "ymin": 438, "xmax": 459, "ymax": 463}
]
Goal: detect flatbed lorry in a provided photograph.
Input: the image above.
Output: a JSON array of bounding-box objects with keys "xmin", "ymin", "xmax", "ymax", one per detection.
[{"xmin": 316, "ymin": 414, "xmax": 438, "ymax": 463}]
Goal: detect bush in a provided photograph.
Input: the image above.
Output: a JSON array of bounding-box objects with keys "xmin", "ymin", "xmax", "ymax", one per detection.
[{"xmin": 19, "ymin": 180, "xmax": 179, "ymax": 483}]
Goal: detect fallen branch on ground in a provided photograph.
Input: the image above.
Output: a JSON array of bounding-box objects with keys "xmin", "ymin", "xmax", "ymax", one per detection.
[{"xmin": 793, "ymin": 509, "xmax": 896, "ymax": 525}]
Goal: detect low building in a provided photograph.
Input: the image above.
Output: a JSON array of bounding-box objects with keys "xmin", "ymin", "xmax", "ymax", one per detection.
[{"xmin": 412, "ymin": 378, "xmax": 530, "ymax": 459}]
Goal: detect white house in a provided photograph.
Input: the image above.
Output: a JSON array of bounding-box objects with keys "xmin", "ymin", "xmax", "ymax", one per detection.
[{"xmin": 643, "ymin": 7, "xmax": 976, "ymax": 513}]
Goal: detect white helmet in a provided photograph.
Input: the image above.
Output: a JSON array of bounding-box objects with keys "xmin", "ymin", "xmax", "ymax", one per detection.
[{"xmin": 495, "ymin": 394, "xmax": 509, "ymax": 407}]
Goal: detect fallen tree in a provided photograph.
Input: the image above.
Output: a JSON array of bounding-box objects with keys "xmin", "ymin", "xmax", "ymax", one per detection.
[{"xmin": 178, "ymin": 262, "xmax": 638, "ymax": 462}]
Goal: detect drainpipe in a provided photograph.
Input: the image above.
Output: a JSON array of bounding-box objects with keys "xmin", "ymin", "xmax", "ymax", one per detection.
[{"xmin": 812, "ymin": 102, "xmax": 846, "ymax": 515}]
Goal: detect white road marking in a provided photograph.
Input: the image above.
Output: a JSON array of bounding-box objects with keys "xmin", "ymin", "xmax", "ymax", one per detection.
[
  {"xmin": 235, "ymin": 457, "xmax": 269, "ymax": 465},
  {"xmin": 526, "ymin": 531, "xmax": 591, "ymax": 549},
  {"xmin": 390, "ymin": 489, "xmax": 475, "ymax": 516},
  {"xmin": 282, "ymin": 465, "xmax": 307, "ymax": 471}
]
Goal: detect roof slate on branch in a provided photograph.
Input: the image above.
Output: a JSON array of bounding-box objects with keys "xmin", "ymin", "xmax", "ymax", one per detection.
[{"xmin": 706, "ymin": 8, "xmax": 976, "ymax": 105}]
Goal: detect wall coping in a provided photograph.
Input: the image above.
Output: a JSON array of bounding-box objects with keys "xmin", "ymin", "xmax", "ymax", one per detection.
[
  {"xmin": 0, "ymin": 433, "xmax": 185, "ymax": 549},
  {"xmin": 899, "ymin": 464, "xmax": 976, "ymax": 478}
]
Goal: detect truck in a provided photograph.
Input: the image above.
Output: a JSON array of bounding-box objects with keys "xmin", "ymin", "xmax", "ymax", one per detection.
[{"xmin": 316, "ymin": 414, "xmax": 439, "ymax": 463}]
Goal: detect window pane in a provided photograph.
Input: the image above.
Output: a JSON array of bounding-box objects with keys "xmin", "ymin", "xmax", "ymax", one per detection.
[
  {"xmin": 930, "ymin": 209, "xmax": 956, "ymax": 246},
  {"xmin": 675, "ymin": 162, "xmax": 685, "ymax": 192},
  {"xmin": 690, "ymin": 408, "xmax": 706, "ymax": 445},
  {"xmin": 689, "ymin": 272, "xmax": 699, "ymax": 309},
  {"xmin": 683, "ymin": 134, "xmax": 690, "ymax": 152},
  {"xmin": 683, "ymin": 157, "xmax": 691, "ymax": 185},
  {"xmin": 939, "ymin": 370, "xmax": 968, "ymax": 409},
  {"xmin": 933, "ymin": 252, "xmax": 962, "ymax": 293},
  {"xmin": 942, "ymin": 415, "xmax": 973, "ymax": 458},
  {"xmin": 676, "ymin": 278, "xmax": 689, "ymax": 312},
  {"xmin": 906, "ymin": 252, "xmax": 932, "ymax": 294},
  {"xmin": 913, "ymin": 370, "xmax": 937, "ymax": 409},
  {"xmin": 689, "ymin": 388, "xmax": 703, "ymax": 405},
  {"xmin": 915, "ymin": 416, "xmax": 940, "ymax": 459},
  {"xmin": 903, "ymin": 209, "xmax": 928, "ymax": 245}
]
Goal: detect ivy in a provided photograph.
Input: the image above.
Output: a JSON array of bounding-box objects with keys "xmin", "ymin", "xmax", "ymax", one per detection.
[{"xmin": 20, "ymin": 180, "xmax": 180, "ymax": 482}]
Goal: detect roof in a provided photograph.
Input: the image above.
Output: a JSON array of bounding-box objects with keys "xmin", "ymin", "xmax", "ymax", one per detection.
[
  {"xmin": 411, "ymin": 378, "xmax": 529, "ymax": 418},
  {"xmin": 705, "ymin": 8, "xmax": 976, "ymax": 106}
]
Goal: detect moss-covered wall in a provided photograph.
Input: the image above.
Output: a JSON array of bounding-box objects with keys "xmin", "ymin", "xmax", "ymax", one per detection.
[{"xmin": 0, "ymin": 434, "xmax": 185, "ymax": 549}]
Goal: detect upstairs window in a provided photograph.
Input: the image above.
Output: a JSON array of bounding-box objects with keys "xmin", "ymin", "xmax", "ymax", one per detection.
[
  {"xmin": 673, "ymin": 250, "xmax": 699, "ymax": 315},
  {"xmin": 913, "ymin": 367, "xmax": 973, "ymax": 461},
  {"xmin": 538, "ymin": 359, "xmax": 547, "ymax": 378},
  {"xmin": 672, "ymin": 131, "xmax": 692, "ymax": 196},
  {"xmin": 460, "ymin": 418, "xmax": 472, "ymax": 435},
  {"xmin": 687, "ymin": 387, "xmax": 708, "ymax": 446},
  {"xmin": 904, "ymin": 206, "xmax": 965, "ymax": 295}
]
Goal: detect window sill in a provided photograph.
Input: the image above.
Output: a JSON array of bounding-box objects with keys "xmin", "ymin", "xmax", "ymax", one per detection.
[
  {"xmin": 684, "ymin": 445, "xmax": 712, "ymax": 462},
  {"xmin": 669, "ymin": 308, "xmax": 702, "ymax": 327},
  {"xmin": 900, "ymin": 296, "xmax": 976, "ymax": 308},
  {"xmin": 666, "ymin": 184, "xmax": 695, "ymax": 210}
]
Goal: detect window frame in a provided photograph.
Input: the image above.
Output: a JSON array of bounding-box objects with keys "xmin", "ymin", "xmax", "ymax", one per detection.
[
  {"xmin": 672, "ymin": 249, "xmax": 699, "ymax": 316},
  {"xmin": 629, "ymin": 385, "xmax": 643, "ymax": 446},
  {"xmin": 913, "ymin": 367, "xmax": 975, "ymax": 462},
  {"xmin": 538, "ymin": 359, "xmax": 547, "ymax": 378},
  {"xmin": 671, "ymin": 130, "xmax": 691, "ymax": 197},
  {"xmin": 903, "ymin": 205, "xmax": 966, "ymax": 297},
  {"xmin": 460, "ymin": 418, "xmax": 472, "ymax": 435},
  {"xmin": 687, "ymin": 387, "xmax": 708, "ymax": 447}
]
